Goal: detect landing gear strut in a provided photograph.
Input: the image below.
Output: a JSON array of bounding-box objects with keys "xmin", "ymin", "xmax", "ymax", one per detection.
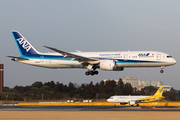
[
  {"xmin": 85, "ymin": 64, "xmax": 99, "ymax": 76},
  {"xmin": 85, "ymin": 70, "xmax": 99, "ymax": 76},
  {"xmin": 160, "ymin": 66, "xmax": 165, "ymax": 73}
]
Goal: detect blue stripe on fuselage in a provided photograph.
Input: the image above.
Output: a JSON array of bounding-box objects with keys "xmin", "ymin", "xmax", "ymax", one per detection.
[
  {"xmin": 20, "ymin": 54, "xmax": 73, "ymax": 61},
  {"xmin": 19, "ymin": 55, "xmax": 163, "ymax": 63}
]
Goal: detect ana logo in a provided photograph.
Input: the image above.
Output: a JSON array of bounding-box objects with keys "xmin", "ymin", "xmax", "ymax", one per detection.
[
  {"xmin": 138, "ymin": 53, "xmax": 150, "ymax": 56},
  {"xmin": 16, "ymin": 38, "xmax": 32, "ymax": 52}
]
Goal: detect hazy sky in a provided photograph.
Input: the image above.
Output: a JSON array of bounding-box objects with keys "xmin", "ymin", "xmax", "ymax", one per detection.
[{"xmin": 0, "ymin": 0, "xmax": 180, "ymax": 89}]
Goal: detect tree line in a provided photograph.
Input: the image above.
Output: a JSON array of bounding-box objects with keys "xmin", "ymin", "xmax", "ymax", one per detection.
[{"xmin": 1, "ymin": 78, "xmax": 180, "ymax": 101}]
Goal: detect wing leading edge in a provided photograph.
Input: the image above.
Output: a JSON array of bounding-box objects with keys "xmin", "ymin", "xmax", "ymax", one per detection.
[{"xmin": 42, "ymin": 45, "xmax": 99, "ymax": 64}]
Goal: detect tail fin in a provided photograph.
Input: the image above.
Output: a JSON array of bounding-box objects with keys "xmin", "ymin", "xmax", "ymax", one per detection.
[
  {"xmin": 12, "ymin": 30, "xmax": 39, "ymax": 56},
  {"xmin": 153, "ymin": 86, "xmax": 164, "ymax": 97}
]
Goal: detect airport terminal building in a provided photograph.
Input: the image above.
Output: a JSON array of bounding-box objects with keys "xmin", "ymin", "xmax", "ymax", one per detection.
[{"xmin": 104, "ymin": 76, "xmax": 171, "ymax": 91}]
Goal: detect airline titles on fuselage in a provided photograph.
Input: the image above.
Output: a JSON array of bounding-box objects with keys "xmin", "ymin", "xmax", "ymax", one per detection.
[{"xmin": 98, "ymin": 53, "xmax": 155, "ymax": 58}]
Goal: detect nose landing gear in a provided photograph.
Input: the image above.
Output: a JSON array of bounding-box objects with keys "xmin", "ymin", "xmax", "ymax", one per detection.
[{"xmin": 160, "ymin": 66, "xmax": 165, "ymax": 73}]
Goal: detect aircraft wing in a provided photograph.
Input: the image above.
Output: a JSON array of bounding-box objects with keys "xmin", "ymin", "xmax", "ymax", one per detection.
[{"xmin": 42, "ymin": 45, "xmax": 99, "ymax": 64}]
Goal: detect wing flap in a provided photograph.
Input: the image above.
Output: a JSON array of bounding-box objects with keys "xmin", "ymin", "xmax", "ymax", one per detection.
[{"xmin": 42, "ymin": 45, "xmax": 99, "ymax": 64}]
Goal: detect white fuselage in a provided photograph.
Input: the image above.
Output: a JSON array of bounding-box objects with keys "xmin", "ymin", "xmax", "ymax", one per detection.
[
  {"xmin": 17, "ymin": 51, "xmax": 176, "ymax": 69},
  {"xmin": 107, "ymin": 96, "xmax": 150, "ymax": 103},
  {"xmin": 10, "ymin": 31, "xmax": 176, "ymax": 75}
]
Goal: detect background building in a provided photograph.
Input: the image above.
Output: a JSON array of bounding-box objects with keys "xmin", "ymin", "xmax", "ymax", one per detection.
[
  {"xmin": 104, "ymin": 76, "xmax": 170, "ymax": 91},
  {"xmin": 121, "ymin": 76, "xmax": 139, "ymax": 90},
  {"xmin": 157, "ymin": 85, "xmax": 171, "ymax": 92},
  {"xmin": 142, "ymin": 81, "xmax": 163, "ymax": 88}
]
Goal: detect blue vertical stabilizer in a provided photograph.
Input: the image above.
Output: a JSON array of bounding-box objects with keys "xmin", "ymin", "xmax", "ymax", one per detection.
[{"xmin": 12, "ymin": 31, "xmax": 39, "ymax": 56}]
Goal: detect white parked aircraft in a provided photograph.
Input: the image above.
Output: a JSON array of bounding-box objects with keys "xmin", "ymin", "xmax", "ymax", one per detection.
[
  {"xmin": 8, "ymin": 31, "xmax": 176, "ymax": 75},
  {"xmin": 107, "ymin": 86, "xmax": 165, "ymax": 106}
]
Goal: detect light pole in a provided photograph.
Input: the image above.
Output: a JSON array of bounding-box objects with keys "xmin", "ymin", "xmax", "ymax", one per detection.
[
  {"xmin": 42, "ymin": 94, "xmax": 44, "ymax": 102},
  {"xmin": 96, "ymin": 93, "xmax": 98, "ymax": 102},
  {"xmin": 4, "ymin": 94, "xmax": 8, "ymax": 102}
]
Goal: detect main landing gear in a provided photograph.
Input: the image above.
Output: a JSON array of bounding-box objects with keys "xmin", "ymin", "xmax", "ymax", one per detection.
[{"xmin": 85, "ymin": 70, "xmax": 99, "ymax": 76}]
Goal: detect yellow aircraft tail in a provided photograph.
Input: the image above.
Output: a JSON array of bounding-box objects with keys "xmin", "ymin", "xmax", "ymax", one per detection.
[{"xmin": 153, "ymin": 86, "xmax": 164, "ymax": 97}]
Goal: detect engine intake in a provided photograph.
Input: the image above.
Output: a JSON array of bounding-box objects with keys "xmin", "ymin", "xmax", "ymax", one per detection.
[{"xmin": 129, "ymin": 100, "xmax": 136, "ymax": 105}]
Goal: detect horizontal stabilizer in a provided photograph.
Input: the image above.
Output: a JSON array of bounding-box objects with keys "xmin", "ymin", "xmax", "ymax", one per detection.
[{"xmin": 7, "ymin": 56, "xmax": 29, "ymax": 61}]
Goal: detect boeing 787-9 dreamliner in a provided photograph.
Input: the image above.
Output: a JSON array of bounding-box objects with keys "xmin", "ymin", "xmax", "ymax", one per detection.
[{"xmin": 8, "ymin": 31, "xmax": 176, "ymax": 75}]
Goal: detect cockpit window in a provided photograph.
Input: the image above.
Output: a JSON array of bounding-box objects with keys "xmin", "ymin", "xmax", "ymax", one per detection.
[{"xmin": 167, "ymin": 56, "xmax": 172, "ymax": 58}]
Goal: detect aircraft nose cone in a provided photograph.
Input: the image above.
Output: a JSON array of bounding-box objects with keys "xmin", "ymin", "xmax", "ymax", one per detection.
[{"xmin": 173, "ymin": 59, "xmax": 177, "ymax": 65}]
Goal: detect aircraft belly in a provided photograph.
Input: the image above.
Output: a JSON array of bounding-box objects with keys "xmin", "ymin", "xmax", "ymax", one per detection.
[{"xmin": 16, "ymin": 58, "xmax": 174, "ymax": 69}]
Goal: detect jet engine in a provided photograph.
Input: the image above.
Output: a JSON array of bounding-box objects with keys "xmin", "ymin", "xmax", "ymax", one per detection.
[
  {"xmin": 99, "ymin": 60, "xmax": 124, "ymax": 71},
  {"xmin": 129, "ymin": 100, "xmax": 136, "ymax": 105}
]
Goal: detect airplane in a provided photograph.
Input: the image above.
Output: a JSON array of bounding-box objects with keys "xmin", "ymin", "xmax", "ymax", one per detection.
[
  {"xmin": 8, "ymin": 31, "xmax": 176, "ymax": 76},
  {"xmin": 107, "ymin": 86, "xmax": 165, "ymax": 106}
]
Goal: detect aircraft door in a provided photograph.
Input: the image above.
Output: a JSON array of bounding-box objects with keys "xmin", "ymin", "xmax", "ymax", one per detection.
[
  {"xmin": 123, "ymin": 54, "xmax": 128, "ymax": 61},
  {"xmin": 157, "ymin": 54, "xmax": 161, "ymax": 60}
]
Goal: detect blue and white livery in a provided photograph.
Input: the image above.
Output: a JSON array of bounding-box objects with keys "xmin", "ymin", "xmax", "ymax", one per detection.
[{"xmin": 8, "ymin": 31, "xmax": 176, "ymax": 75}]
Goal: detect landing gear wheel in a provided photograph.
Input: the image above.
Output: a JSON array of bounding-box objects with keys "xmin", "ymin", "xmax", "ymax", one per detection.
[
  {"xmin": 160, "ymin": 70, "xmax": 164, "ymax": 73},
  {"xmin": 85, "ymin": 70, "xmax": 99, "ymax": 76},
  {"xmin": 90, "ymin": 71, "xmax": 94, "ymax": 75},
  {"xmin": 85, "ymin": 71, "xmax": 90, "ymax": 75},
  {"xmin": 94, "ymin": 71, "xmax": 99, "ymax": 75}
]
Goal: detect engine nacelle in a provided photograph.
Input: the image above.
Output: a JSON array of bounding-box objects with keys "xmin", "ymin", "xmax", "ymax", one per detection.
[
  {"xmin": 99, "ymin": 60, "xmax": 124, "ymax": 71},
  {"xmin": 100, "ymin": 60, "xmax": 116, "ymax": 70},
  {"xmin": 129, "ymin": 101, "xmax": 136, "ymax": 105},
  {"xmin": 113, "ymin": 66, "xmax": 124, "ymax": 71}
]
